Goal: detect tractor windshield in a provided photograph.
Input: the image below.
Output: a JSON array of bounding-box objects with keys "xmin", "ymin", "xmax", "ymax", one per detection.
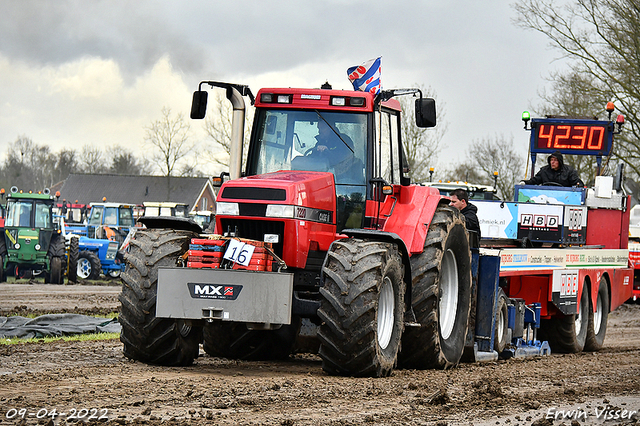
[
  {"xmin": 6, "ymin": 200, "xmax": 51, "ymax": 228},
  {"xmin": 88, "ymin": 206, "xmax": 103, "ymax": 226},
  {"xmin": 248, "ymin": 110, "xmax": 367, "ymax": 186}
]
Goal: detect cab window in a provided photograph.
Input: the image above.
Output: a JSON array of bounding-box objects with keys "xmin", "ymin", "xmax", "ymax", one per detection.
[
  {"xmin": 34, "ymin": 202, "xmax": 51, "ymax": 228},
  {"xmin": 88, "ymin": 206, "xmax": 103, "ymax": 225},
  {"xmin": 119, "ymin": 208, "xmax": 135, "ymax": 227}
]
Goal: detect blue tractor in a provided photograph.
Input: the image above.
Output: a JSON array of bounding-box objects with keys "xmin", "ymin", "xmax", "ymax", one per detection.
[{"xmin": 62, "ymin": 202, "xmax": 137, "ymax": 280}]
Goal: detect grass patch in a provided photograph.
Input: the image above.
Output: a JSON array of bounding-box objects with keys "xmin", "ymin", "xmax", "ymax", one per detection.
[
  {"xmin": 1, "ymin": 331, "xmax": 120, "ymax": 345},
  {"xmin": 1, "ymin": 313, "xmax": 120, "ymax": 345},
  {"xmin": 6, "ymin": 312, "xmax": 119, "ymax": 319}
]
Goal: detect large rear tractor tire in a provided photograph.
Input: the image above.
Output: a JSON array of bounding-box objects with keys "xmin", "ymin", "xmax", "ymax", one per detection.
[
  {"xmin": 77, "ymin": 250, "xmax": 102, "ymax": 280},
  {"xmin": 399, "ymin": 205, "xmax": 472, "ymax": 369},
  {"xmin": 119, "ymin": 229, "xmax": 201, "ymax": 366},
  {"xmin": 202, "ymin": 317, "xmax": 301, "ymax": 360},
  {"xmin": 584, "ymin": 277, "xmax": 609, "ymax": 351},
  {"xmin": 317, "ymin": 239, "xmax": 405, "ymax": 378},
  {"xmin": 540, "ymin": 281, "xmax": 589, "ymax": 353},
  {"xmin": 67, "ymin": 236, "xmax": 79, "ymax": 283},
  {"xmin": 494, "ymin": 288, "xmax": 509, "ymax": 354},
  {"xmin": 45, "ymin": 235, "xmax": 66, "ymax": 284}
]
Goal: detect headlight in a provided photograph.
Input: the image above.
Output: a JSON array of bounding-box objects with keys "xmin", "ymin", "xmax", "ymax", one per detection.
[
  {"xmin": 216, "ymin": 202, "xmax": 239, "ymax": 216},
  {"xmin": 14, "ymin": 243, "xmax": 20, "ymax": 249},
  {"xmin": 265, "ymin": 205, "xmax": 295, "ymax": 218},
  {"xmin": 35, "ymin": 244, "xmax": 41, "ymax": 250}
]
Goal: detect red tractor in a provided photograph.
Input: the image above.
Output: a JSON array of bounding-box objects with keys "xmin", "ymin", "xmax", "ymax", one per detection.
[
  {"xmin": 119, "ymin": 81, "xmax": 633, "ymax": 377},
  {"xmin": 118, "ymin": 81, "xmax": 475, "ymax": 377}
]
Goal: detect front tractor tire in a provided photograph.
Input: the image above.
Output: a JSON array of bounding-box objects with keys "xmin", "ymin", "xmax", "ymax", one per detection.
[
  {"xmin": 67, "ymin": 236, "xmax": 79, "ymax": 283},
  {"xmin": 45, "ymin": 235, "xmax": 66, "ymax": 284},
  {"xmin": 77, "ymin": 250, "xmax": 102, "ymax": 280},
  {"xmin": 317, "ymin": 239, "xmax": 405, "ymax": 378},
  {"xmin": 119, "ymin": 229, "xmax": 201, "ymax": 366},
  {"xmin": 399, "ymin": 205, "xmax": 472, "ymax": 369}
]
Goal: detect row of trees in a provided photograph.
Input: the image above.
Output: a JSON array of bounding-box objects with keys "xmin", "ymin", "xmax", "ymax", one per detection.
[
  {"xmin": 0, "ymin": 136, "xmax": 153, "ymax": 193},
  {"xmin": 0, "ymin": 107, "xmax": 211, "ymax": 193}
]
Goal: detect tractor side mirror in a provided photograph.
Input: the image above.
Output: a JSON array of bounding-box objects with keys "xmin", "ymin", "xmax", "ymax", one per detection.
[
  {"xmin": 190, "ymin": 90, "xmax": 208, "ymax": 119},
  {"xmin": 415, "ymin": 98, "xmax": 436, "ymax": 128}
]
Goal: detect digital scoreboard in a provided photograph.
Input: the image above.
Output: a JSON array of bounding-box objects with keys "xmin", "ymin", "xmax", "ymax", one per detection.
[{"xmin": 529, "ymin": 118, "xmax": 614, "ymax": 156}]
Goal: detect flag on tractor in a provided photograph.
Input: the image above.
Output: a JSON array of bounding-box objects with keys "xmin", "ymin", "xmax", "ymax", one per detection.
[{"xmin": 347, "ymin": 57, "xmax": 382, "ymax": 95}]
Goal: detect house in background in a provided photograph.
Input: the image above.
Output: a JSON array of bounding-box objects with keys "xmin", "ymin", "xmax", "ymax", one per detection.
[{"xmin": 52, "ymin": 173, "xmax": 217, "ymax": 215}]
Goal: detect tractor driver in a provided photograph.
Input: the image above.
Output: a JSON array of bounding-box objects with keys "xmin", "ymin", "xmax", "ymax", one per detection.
[
  {"xmin": 313, "ymin": 119, "xmax": 355, "ymax": 167},
  {"xmin": 521, "ymin": 151, "xmax": 584, "ymax": 187}
]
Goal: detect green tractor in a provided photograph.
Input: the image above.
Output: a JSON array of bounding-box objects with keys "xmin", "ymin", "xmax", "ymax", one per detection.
[{"xmin": 0, "ymin": 187, "xmax": 69, "ymax": 283}]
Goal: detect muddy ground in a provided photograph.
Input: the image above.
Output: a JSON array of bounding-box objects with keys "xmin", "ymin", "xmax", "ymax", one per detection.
[{"xmin": 1, "ymin": 282, "xmax": 640, "ymax": 425}]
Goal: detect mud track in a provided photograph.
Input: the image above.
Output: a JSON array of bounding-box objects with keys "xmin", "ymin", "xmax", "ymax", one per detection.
[{"xmin": 1, "ymin": 282, "xmax": 639, "ymax": 425}]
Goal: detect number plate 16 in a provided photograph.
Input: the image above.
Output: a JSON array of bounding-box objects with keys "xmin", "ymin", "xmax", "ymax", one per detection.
[{"xmin": 223, "ymin": 239, "xmax": 256, "ymax": 266}]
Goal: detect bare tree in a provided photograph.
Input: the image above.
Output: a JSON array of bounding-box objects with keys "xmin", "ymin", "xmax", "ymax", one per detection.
[
  {"xmin": 443, "ymin": 161, "xmax": 485, "ymax": 185},
  {"xmin": 441, "ymin": 135, "xmax": 525, "ymax": 201},
  {"xmin": 203, "ymin": 93, "xmax": 254, "ymax": 173},
  {"xmin": 106, "ymin": 145, "xmax": 153, "ymax": 175},
  {"xmin": 0, "ymin": 136, "xmax": 80, "ymax": 190},
  {"xmin": 49, "ymin": 148, "xmax": 79, "ymax": 185},
  {"xmin": 469, "ymin": 135, "xmax": 525, "ymax": 201},
  {"xmin": 514, "ymin": 0, "xmax": 640, "ymax": 179},
  {"xmin": 398, "ymin": 86, "xmax": 447, "ymax": 183},
  {"xmin": 144, "ymin": 107, "xmax": 194, "ymax": 177},
  {"xmin": 78, "ymin": 144, "xmax": 107, "ymax": 174}
]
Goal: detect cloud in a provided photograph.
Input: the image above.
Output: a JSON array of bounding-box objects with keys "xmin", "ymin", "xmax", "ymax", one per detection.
[{"xmin": 0, "ymin": 0, "xmax": 562, "ymax": 178}]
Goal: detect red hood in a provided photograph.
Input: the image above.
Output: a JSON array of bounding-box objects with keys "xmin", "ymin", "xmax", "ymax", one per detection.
[{"xmin": 218, "ymin": 171, "xmax": 336, "ymax": 212}]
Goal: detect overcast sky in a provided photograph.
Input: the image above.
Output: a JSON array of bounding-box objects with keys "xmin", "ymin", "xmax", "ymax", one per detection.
[{"xmin": 0, "ymin": 1, "xmax": 564, "ymax": 178}]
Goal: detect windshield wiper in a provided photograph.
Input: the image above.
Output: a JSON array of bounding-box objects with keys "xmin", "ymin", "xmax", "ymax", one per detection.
[{"xmin": 315, "ymin": 111, "xmax": 355, "ymax": 154}]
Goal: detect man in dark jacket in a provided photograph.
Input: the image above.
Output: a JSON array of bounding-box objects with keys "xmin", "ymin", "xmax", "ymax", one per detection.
[
  {"xmin": 522, "ymin": 151, "xmax": 584, "ymax": 187},
  {"xmin": 449, "ymin": 188, "xmax": 481, "ymax": 239}
]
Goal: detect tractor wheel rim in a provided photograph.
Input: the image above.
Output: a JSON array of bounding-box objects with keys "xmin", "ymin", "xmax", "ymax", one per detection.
[
  {"xmin": 377, "ymin": 276, "xmax": 394, "ymax": 350},
  {"xmin": 497, "ymin": 304, "xmax": 505, "ymax": 345},
  {"xmin": 594, "ymin": 292, "xmax": 603, "ymax": 334},
  {"xmin": 439, "ymin": 249, "xmax": 459, "ymax": 340},
  {"xmin": 575, "ymin": 306, "xmax": 583, "ymax": 336},
  {"xmin": 77, "ymin": 258, "xmax": 91, "ymax": 279}
]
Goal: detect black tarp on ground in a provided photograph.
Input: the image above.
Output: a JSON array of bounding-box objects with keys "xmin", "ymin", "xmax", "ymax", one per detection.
[{"xmin": 0, "ymin": 313, "xmax": 121, "ymax": 339}]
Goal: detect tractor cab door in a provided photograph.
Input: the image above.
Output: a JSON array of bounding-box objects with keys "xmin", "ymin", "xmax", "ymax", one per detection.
[{"xmin": 366, "ymin": 107, "xmax": 403, "ymax": 229}]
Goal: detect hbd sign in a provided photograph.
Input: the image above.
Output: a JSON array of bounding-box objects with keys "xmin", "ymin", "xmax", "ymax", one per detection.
[
  {"xmin": 517, "ymin": 204, "xmax": 564, "ymax": 242},
  {"xmin": 520, "ymin": 214, "xmax": 559, "ymax": 229}
]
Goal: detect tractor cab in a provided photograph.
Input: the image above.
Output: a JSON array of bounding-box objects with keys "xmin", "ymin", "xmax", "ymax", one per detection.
[
  {"xmin": 143, "ymin": 202, "xmax": 189, "ymax": 218},
  {"xmin": 87, "ymin": 202, "xmax": 137, "ymax": 243}
]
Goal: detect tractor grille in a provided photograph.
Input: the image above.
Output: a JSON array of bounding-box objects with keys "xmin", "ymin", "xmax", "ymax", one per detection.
[
  {"xmin": 221, "ymin": 187, "xmax": 286, "ymax": 201},
  {"xmin": 219, "ymin": 218, "xmax": 285, "ymax": 258},
  {"xmin": 238, "ymin": 203, "xmax": 268, "ymax": 217}
]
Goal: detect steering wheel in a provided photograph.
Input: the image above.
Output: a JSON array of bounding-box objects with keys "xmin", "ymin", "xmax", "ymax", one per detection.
[
  {"xmin": 542, "ymin": 181, "xmax": 562, "ymax": 187},
  {"xmin": 293, "ymin": 133, "xmax": 305, "ymax": 150},
  {"xmin": 305, "ymin": 146, "xmax": 329, "ymax": 156}
]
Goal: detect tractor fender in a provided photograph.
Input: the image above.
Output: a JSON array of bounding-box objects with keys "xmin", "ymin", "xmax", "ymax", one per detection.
[
  {"xmin": 377, "ymin": 185, "xmax": 449, "ymax": 255},
  {"xmin": 339, "ymin": 229, "xmax": 413, "ymax": 308},
  {"xmin": 138, "ymin": 216, "xmax": 203, "ymax": 234}
]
